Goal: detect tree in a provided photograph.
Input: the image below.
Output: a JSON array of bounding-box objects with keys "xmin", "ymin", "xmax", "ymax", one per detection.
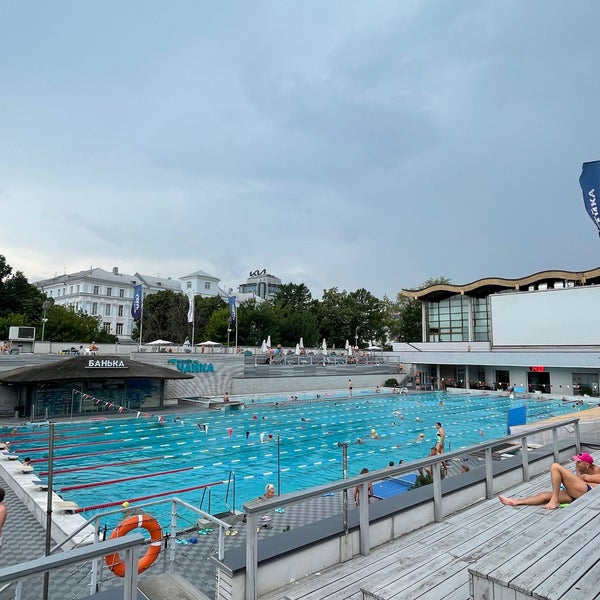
[
  {"xmin": 317, "ymin": 287, "xmax": 384, "ymax": 349},
  {"xmin": 0, "ymin": 255, "xmax": 46, "ymax": 322},
  {"xmin": 41, "ymin": 305, "xmax": 117, "ymax": 343},
  {"xmin": 272, "ymin": 283, "xmax": 319, "ymax": 347},
  {"xmin": 387, "ymin": 277, "xmax": 451, "ymax": 343}
]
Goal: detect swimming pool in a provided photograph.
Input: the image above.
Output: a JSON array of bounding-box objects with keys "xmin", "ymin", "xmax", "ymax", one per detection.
[{"xmin": 3, "ymin": 391, "xmax": 592, "ymax": 528}]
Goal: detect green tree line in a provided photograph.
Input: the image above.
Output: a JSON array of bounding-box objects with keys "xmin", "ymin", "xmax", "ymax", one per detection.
[{"xmin": 0, "ymin": 254, "xmax": 448, "ymax": 347}]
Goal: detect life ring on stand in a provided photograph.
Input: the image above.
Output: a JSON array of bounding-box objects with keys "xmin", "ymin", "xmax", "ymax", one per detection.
[{"xmin": 105, "ymin": 514, "xmax": 162, "ymax": 577}]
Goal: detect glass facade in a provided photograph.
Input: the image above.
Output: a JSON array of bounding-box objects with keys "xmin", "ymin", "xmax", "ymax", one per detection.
[
  {"xmin": 31, "ymin": 378, "xmax": 163, "ymax": 418},
  {"xmin": 426, "ymin": 295, "xmax": 491, "ymax": 342},
  {"xmin": 426, "ymin": 295, "xmax": 469, "ymax": 342},
  {"xmin": 472, "ymin": 297, "xmax": 491, "ymax": 342}
]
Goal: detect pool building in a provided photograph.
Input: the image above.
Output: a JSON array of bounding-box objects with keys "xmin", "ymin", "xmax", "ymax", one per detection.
[{"xmin": 395, "ymin": 267, "xmax": 600, "ymax": 398}]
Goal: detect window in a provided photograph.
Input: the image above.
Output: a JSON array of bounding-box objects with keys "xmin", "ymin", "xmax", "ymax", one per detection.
[
  {"xmin": 105, "ymin": 304, "xmax": 111, "ymax": 316},
  {"xmin": 119, "ymin": 288, "xmax": 125, "ymax": 298},
  {"xmin": 204, "ymin": 282, "xmax": 211, "ymax": 290},
  {"xmin": 70, "ymin": 286, "xmax": 73, "ymax": 294},
  {"xmin": 103, "ymin": 322, "xmax": 111, "ymax": 333},
  {"xmin": 76, "ymin": 285, "xmax": 80, "ymax": 293},
  {"xmin": 118, "ymin": 305, "xmax": 124, "ymax": 317},
  {"xmin": 107, "ymin": 287, "xmax": 112, "ymax": 297},
  {"xmin": 186, "ymin": 281, "xmax": 192, "ymax": 289},
  {"xmin": 93, "ymin": 285, "xmax": 99, "ymax": 295},
  {"xmin": 92, "ymin": 302, "xmax": 98, "ymax": 315},
  {"xmin": 116, "ymin": 323, "xmax": 123, "ymax": 335}
]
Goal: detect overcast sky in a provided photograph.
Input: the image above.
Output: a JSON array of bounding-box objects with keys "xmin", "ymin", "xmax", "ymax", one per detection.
[{"xmin": 2, "ymin": 1, "xmax": 600, "ymax": 299}]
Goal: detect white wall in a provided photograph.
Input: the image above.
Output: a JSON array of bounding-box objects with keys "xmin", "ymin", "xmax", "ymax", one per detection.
[{"xmin": 491, "ymin": 286, "xmax": 600, "ymax": 346}]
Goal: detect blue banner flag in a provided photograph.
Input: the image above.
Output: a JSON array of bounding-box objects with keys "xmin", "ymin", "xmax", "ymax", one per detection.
[
  {"xmin": 228, "ymin": 296, "xmax": 237, "ymax": 326},
  {"xmin": 131, "ymin": 285, "xmax": 143, "ymax": 320},
  {"xmin": 579, "ymin": 161, "xmax": 600, "ymax": 236}
]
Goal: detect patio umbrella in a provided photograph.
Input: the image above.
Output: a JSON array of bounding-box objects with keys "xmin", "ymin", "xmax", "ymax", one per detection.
[
  {"xmin": 348, "ymin": 345, "xmax": 353, "ymax": 357},
  {"xmin": 266, "ymin": 335, "xmax": 271, "ymax": 348},
  {"xmin": 299, "ymin": 337, "xmax": 304, "ymax": 350},
  {"xmin": 295, "ymin": 343, "xmax": 301, "ymax": 355},
  {"xmin": 345, "ymin": 339, "xmax": 349, "ymax": 349},
  {"xmin": 197, "ymin": 340, "xmax": 222, "ymax": 354},
  {"xmin": 146, "ymin": 339, "xmax": 173, "ymax": 352},
  {"xmin": 322, "ymin": 338, "xmax": 327, "ymax": 356},
  {"xmin": 261, "ymin": 340, "xmax": 268, "ymax": 353}
]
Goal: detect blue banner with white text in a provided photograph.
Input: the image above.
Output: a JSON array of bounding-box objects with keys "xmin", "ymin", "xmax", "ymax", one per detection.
[
  {"xmin": 131, "ymin": 285, "xmax": 143, "ymax": 320},
  {"xmin": 579, "ymin": 161, "xmax": 600, "ymax": 236},
  {"xmin": 229, "ymin": 296, "xmax": 237, "ymax": 326}
]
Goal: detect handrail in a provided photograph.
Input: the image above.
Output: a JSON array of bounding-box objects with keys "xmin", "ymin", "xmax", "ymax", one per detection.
[
  {"xmin": 0, "ymin": 534, "xmax": 144, "ymax": 600},
  {"xmin": 242, "ymin": 417, "xmax": 581, "ymax": 600}
]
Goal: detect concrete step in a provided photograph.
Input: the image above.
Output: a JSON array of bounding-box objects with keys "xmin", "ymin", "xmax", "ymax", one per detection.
[{"xmin": 138, "ymin": 573, "xmax": 210, "ymax": 600}]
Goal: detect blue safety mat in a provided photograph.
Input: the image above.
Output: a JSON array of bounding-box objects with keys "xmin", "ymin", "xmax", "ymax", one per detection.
[{"xmin": 372, "ymin": 474, "xmax": 417, "ymax": 499}]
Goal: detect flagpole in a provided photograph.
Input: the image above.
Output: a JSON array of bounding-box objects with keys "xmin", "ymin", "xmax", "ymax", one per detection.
[
  {"xmin": 191, "ymin": 295, "xmax": 195, "ymax": 351},
  {"xmin": 138, "ymin": 290, "xmax": 144, "ymax": 350}
]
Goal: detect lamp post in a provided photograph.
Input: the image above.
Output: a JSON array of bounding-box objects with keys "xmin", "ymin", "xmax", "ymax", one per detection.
[
  {"xmin": 338, "ymin": 441, "xmax": 349, "ymax": 534},
  {"xmin": 41, "ymin": 300, "xmax": 51, "ymax": 343},
  {"xmin": 227, "ymin": 328, "xmax": 232, "ymax": 353}
]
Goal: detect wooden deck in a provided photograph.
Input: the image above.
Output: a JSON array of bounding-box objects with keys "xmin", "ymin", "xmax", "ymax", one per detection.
[{"xmin": 260, "ymin": 452, "xmax": 600, "ymax": 600}]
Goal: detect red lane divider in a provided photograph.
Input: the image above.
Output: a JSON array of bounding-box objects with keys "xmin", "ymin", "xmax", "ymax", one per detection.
[
  {"xmin": 75, "ymin": 480, "xmax": 226, "ymax": 513},
  {"xmin": 59, "ymin": 466, "xmax": 194, "ymax": 492},
  {"xmin": 12, "ymin": 438, "xmax": 128, "ymax": 453},
  {"xmin": 28, "ymin": 447, "xmax": 145, "ymax": 463},
  {"xmin": 39, "ymin": 456, "xmax": 165, "ymax": 476}
]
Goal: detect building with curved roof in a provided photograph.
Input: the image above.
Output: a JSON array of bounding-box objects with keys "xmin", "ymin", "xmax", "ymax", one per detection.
[{"xmin": 395, "ymin": 267, "xmax": 600, "ymax": 396}]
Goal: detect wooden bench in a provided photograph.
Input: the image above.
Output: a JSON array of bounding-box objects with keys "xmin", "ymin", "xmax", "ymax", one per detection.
[{"xmin": 469, "ymin": 485, "xmax": 600, "ymax": 600}]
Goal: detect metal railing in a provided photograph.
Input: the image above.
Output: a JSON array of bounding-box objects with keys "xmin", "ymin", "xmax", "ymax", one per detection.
[
  {"xmin": 241, "ymin": 417, "xmax": 581, "ymax": 600},
  {"xmin": 0, "ymin": 534, "xmax": 144, "ymax": 600},
  {"xmin": 13, "ymin": 497, "xmax": 237, "ymax": 600}
]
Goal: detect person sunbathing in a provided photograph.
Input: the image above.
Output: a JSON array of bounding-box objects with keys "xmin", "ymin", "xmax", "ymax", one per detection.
[{"xmin": 499, "ymin": 453, "xmax": 600, "ymax": 510}]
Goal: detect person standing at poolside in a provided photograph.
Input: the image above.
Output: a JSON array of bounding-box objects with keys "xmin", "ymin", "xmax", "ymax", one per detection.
[
  {"xmin": 435, "ymin": 422, "xmax": 445, "ymax": 453},
  {"xmin": 354, "ymin": 467, "xmax": 373, "ymax": 505},
  {"xmin": 0, "ymin": 487, "xmax": 7, "ymax": 551},
  {"xmin": 348, "ymin": 379, "xmax": 353, "ymax": 398}
]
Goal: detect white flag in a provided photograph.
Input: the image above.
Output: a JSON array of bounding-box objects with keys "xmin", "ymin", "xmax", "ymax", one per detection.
[{"xmin": 187, "ymin": 295, "xmax": 195, "ymax": 323}]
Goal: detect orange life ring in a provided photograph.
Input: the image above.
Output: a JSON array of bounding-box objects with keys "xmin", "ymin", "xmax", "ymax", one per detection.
[{"xmin": 105, "ymin": 514, "xmax": 162, "ymax": 577}]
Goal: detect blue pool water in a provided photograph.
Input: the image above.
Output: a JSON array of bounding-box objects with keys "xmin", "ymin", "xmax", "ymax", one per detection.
[{"xmin": 3, "ymin": 391, "xmax": 593, "ymax": 528}]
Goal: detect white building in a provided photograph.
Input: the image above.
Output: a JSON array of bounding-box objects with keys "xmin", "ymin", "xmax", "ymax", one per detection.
[
  {"xmin": 179, "ymin": 270, "xmax": 221, "ymax": 298},
  {"xmin": 35, "ymin": 267, "xmax": 183, "ymax": 342},
  {"xmin": 35, "ymin": 266, "xmax": 283, "ymax": 341},
  {"xmin": 395, "ymin": 268, "xmax": 600, "ymax": 396},
  {"xmin": 238, "ymin": 269, "xmax": 282, "ymax": 300}
]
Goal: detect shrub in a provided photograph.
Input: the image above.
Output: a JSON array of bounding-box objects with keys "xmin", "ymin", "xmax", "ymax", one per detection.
[{"xmin": 385, "ymin": 378, "xmax": 399, "ymax": 387}]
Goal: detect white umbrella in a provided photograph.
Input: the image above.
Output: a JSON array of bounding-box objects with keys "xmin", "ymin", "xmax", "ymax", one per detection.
[
  {"xmin": 299, "ymin": 337, "xmax": 304, "ymax": 349},
  {"xmin": 261, "ymin": 340, "xmax": 268, "ymax": 353},
  {"xmin": 197, "ymin": 340, "xmax": 221, "ymax": 346},
  {"xmin": 322, "ymin": 338, "xmax": 327, "ymax": 356},
  {"xmin": 295, "ymin": 343, "xmax": 301, "ymax": 355},
  {"xmin": 266, "ymin": 335, "xmax": 271, "ymax": 348},
  {"xmin": 348, "ymin": 345, "xmax": 353, "ymax": 357},
  {"xmin": 146, "ymin": 339, "xmax": 174, "ymax": 352},
  {"xmin": 345, "ymin": 339, "xmax": 349, "ymax": 349}
]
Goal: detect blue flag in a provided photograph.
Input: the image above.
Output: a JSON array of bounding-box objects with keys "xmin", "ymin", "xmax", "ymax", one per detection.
[
  {"xmin": 131, "ymin": 285, "xmax": 143, "ymax": 320},
  {"xmin": 579, "ymin": 161, "xmax": 600, "ymax": 236},
  {"xmin": 228, "ymin": 296, "xmax": 237, "ymax": 326}
]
